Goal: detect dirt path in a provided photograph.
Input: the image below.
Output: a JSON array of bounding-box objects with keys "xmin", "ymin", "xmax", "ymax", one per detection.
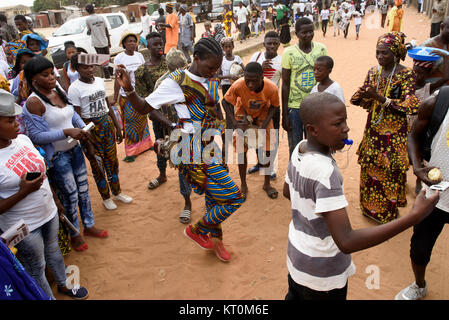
[{"xmin": 55, "ymin": 7, "xmax": 449, "ymax": 300}]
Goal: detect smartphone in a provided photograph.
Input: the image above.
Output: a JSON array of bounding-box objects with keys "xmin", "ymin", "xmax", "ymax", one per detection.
[
  {"xmin": 26, "ymin": 172, "xmax": 41, "ymax": 181},
  {"xmin": 430, "ymin": 181, "xmax": 449, "ymax": 191}
]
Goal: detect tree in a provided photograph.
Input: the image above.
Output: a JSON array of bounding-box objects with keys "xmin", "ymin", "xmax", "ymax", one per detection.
[{"xmin": 33, "ymin": 0, "xmax": 61, "ymax": 12}]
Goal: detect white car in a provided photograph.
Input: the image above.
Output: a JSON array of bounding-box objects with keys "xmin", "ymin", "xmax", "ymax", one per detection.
[{"xmin": 48, "ymin": 12, "xmax": 142, "ymax": 68}]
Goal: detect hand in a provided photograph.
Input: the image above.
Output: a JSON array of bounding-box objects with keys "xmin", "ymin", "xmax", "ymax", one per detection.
[
  {"xmin": 359, "ymin": 86, "xmax": 380, "ymax": 100},
  {"xmin": 262, "ymin": 59, "xmax": 272, "ymax": 70},
  {"xmin": 55, "ymin": 199, "xmax": 66, "ymax": 220},
  {"xmin": 231, "ymin": 75, "xmax": 241, "ymax": 81},
  {"xmin": 115, "ymin": 127, "xmax": 123, "ymax": 144},
  {"xmin": 19, "ymin": 172, "xmax": 44, "ymax": 196},
  {"xmin": 63, "ymin": 128, "xmax": 92, "ymax": 143},
  {"xmin": 414, "ymin": 165, "xmax": 442, "ymax": 186},
  {"xmin": 115, "ymin": 66, "xmax": 133, "ymax": 92},
  {"xmin": 430, "ymin": 49, "xmax": 449, "ymax": 58},
  {"xmin": 110, "ymin": 97, "xmax": 118, "ymax": 106},
  {"xmin": 409, "ymin": 189, "xmax": 439, "ymax": 224}
]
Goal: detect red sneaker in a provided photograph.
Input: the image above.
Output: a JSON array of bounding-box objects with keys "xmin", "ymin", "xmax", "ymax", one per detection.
[
  {"xmin": 214, "ymin": 241, "xmax": 231, "ymax": 262},
  {"xmin": 184, "ymin": 225, "xmax": 214, "ymax": 250}
]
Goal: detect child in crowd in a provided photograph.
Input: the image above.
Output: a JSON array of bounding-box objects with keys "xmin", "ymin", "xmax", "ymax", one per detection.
[
  {"xmin": 218, "ymin": 38, "xmax": 244, "ymax": 97},
  {"xmin": 304, "ymin": 10, "xmax": 314, "ymax": 23},
  {"xmin": 22, "ymin": 56, "xmax": 108, "ymax": 252},
  {"xmin": 22, "ymin": 33, "xmax": 64, "ymax": 90},
  {"xmin": 202, "ymin": 21, "xmax": 215, "ymax": 38},
  {"xmin": 222, "ymin": 62, "xmax": 280, "ymax": 200},
  {"xmin": 353, "ymin": 5, "xmax": 362, "ymax": 40},
  {"xmin": 283, "ymin": 92, "xmax": 439, "ymax": 300},
  {"xmin": 68, "ymin": 53, "xmax": 133, "ymax": 210},
  {"xmin": 248, "ymin": 31, "xmax": 282, "ymax": 179},
  {"xmin": 61, "ymin": 42, "xmax": 81, "ymax": 91},
  {"xmin": 310, "ymin": 55, "xmax": 345, "ymax": 103},
  {"xmin": 11, "ymin": 49, "xmax": 35, "ymax": 107},
  {"xmin": 0, "ymin": 88, "xmax": 89, "ymax": 300}
]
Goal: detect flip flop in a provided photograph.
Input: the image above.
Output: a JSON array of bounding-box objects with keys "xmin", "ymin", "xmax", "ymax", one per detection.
[
  {"xmin": 71, "ymin": 239, "xmax": 88, "ymax": 252},
  {"xmin": 147, "ymin": 178, "xmax": 164, "ymax": 190},
  {"xmin": 179, "ymin": 209, "xmax": 191, "ymax": 224},
  {"xmin": 247, "ymin": 165, "xmax": 260, "ymax": 174},
  {"xmin": 264, "ymin": 186, "xmax": 278, "ymax": 199}
]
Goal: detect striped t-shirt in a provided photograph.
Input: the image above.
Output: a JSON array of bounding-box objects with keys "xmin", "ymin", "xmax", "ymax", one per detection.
[{"xmin": 285, "ymin": 141, "xmax": 356, "ymax": 291}]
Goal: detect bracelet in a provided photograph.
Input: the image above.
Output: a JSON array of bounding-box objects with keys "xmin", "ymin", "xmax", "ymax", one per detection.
[{"xmin": 124, "ymin": 89, "xmax": 135, "ymax": 96}]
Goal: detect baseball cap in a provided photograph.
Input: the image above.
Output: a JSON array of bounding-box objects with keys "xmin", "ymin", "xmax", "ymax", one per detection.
[{"xmin": 0, "ymin": 89, "xmax": 22, "ymax": 117}]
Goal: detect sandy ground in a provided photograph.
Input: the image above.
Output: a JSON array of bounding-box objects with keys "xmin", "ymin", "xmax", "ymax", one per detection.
[{"xmin": 50, "ymin": 7, "xmax": 449, "ymax": 300}]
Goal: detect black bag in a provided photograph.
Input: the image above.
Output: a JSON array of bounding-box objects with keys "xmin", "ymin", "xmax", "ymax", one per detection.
[{"xmin": 420, "ymin": 85, "xmax": 449, "ymax": 161}]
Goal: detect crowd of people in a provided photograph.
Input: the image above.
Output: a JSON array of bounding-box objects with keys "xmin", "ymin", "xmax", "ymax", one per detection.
[{"xmin": 0, "ymin": 0, "xmax": 448, "ymax": 301}]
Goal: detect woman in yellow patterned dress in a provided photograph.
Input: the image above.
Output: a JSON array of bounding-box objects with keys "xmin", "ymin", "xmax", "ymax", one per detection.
[
  {"xmin": 350, "ymin": 32, "xmax": 420, "ymax": 224},
  {"xmin": 223, "ymin": 5, "xmax": 233, "ymax": 38}
]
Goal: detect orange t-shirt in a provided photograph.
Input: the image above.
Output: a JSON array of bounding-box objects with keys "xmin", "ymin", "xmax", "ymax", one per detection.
[
  {"xmin": 224, "ymin": 77, "xmax": 280, "ymax": 123},
  {"xmin": 225, "ymin": 78, "xmax": 280, "ymax": 151}
]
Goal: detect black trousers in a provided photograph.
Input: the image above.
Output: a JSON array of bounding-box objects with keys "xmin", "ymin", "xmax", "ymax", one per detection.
[
  {"xmin": 94, "ymin": 46, "xmax": 113, "ymax": 79},
  {"xmin": 410, "ymin": 206, "xmax": 449, "ymax": 266},
  {"xmin": 285, "ymin": 274, "xmax": 348, "ymax": 301},
  {"xmin": 431, "ymin": 22, "xmax": 442, "ymax": 38}
]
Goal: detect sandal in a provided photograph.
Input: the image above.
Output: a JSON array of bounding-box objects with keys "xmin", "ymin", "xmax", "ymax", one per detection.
[
  {"xmin": 179, "ymin": 209, "xmax": 191, "ymax": 224},
  {"xmin": 247, "ymin": 165, "xmax": 260, "ymax": 174},
  {"xmin": 264, "ymin": 186, "xmax": 278, "ymax": 199},
  {"xmin": 71, "ymin": 238, "xmax": 88, "ymax": 252},
  {"xmin": 147, "ymin": 178, "xmax": 165, "ymax": 190}
]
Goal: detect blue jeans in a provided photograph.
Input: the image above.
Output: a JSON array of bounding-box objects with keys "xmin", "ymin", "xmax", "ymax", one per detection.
[
  {"xmin": 179, "ymin": 170, "xmax": 192, "ymax": 197},
  {"xmin": 287, "ymin": 108, "xmax": 304, "ymax": 158},
  {"xmin": 15, "ymin": 215, "xmax": 67, "ymax": 299},
  {"xmin": 48, "ymin": 144, "xmax": 95, "ymax": 237}
]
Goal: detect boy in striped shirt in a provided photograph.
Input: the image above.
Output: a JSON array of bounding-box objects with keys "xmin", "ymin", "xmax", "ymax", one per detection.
[{"xmin": 283, "ymin": 92, "xmax": 439, "ymax": 300}]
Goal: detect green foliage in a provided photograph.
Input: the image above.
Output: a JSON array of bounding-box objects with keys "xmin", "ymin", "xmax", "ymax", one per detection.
[{"xmin": 32, "ymin": 0, "xmax": 154, "ymax": 12}]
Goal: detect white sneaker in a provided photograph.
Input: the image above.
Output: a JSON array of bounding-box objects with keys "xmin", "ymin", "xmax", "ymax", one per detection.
[
  {"xmin": 113, "ymin": 193, "xmax": 133, "ymax": 204},
  {"xmin": 103, "ymin": 198, "xmax": 117, "ymax": 210},
  {"xmin": 395, "ymin": 282, "xmax": 427, "ymax": 300}
]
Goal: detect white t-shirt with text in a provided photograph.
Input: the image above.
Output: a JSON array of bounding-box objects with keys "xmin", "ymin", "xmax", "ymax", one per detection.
[
  {"xmin": 0, "ymin": 135, "xmax": 57, "ymax": 233},
  {"xmin": 68, "ymin": 77, "xmax": 109, "ymax": 119}
]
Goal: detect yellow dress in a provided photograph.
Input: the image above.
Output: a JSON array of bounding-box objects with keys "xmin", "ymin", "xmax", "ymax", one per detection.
[{"xmin": 387, "ymin": 6, "xmax": 403, "ymax": 32}]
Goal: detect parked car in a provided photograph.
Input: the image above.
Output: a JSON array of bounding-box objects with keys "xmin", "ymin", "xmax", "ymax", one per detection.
[
  {"xmin": 47, "ymin": 12, "xmax": 142, "ymax": 69},
  {"xmin": 208, "ymin": 7, "xmax": 224, "ymax": 21}
]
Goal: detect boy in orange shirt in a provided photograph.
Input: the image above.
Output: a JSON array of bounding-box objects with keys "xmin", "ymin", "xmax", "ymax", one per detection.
[{"xmin": 222, "ymin": 62, "xmax": 280, "ymax": 199}]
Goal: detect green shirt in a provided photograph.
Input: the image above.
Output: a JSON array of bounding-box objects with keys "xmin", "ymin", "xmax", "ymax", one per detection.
[
  {"xmin": 281, "ymin": 42, "xmax": 327, "ymax": 109},
  {"xmin": 276, "ymin": 4, "xmax": 289, "ymax": 20}
]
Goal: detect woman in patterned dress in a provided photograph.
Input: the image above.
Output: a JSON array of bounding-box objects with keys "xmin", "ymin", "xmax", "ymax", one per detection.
[{"xmin": 350, "ymin": 32, "xmax": 420, "ymax": 224}]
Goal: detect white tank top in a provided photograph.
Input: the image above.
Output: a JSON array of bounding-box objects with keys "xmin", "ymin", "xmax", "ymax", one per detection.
[
  {"xmin": 67, "ymin": 64, "xmax": 79, "ymax": 84},
  {"xmin": 425, "ymin": 100, "xmax": 449, "ymax": 212},
  {"xmin": 29, "ymin": 92, "xmax": 78, "ymax": 153}
]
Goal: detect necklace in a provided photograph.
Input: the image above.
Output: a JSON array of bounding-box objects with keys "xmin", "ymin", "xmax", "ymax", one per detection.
[{"xmin": 371, "ymin": 63, "xmax": 397, "ymax": 126}]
